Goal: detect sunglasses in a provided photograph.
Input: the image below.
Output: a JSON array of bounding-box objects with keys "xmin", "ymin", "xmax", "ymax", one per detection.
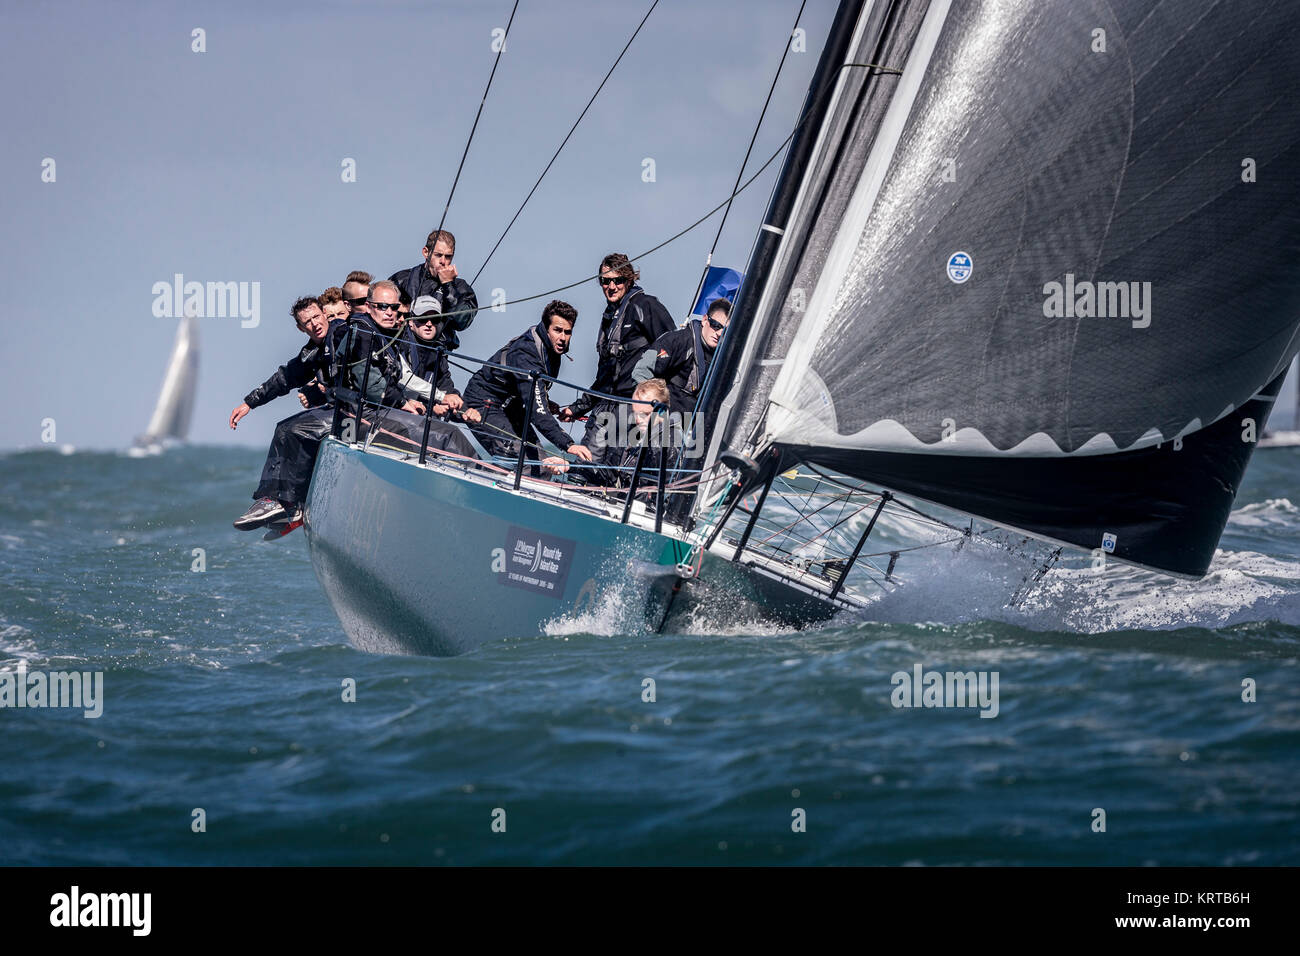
[
  {"xmin": 369, "ymin": 301, "xmax": 400, "ymax": 312},
  {"xmin": 409, "ymin": 316, "xmax": 439, "ymax": 326},
  {"xmin": 706, "ymin": 316, "xmax": 728, "ymax": 332},
  {"xmin": 346, "ymin": 296, "xmax": 367, "ymax": 306},
  {"xmin": 598, "ymin": 276, "xmax": 628, "ymax": 287}
]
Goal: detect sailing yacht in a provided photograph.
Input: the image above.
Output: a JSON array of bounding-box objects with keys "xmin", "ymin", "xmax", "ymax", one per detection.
[
  {"xmin": 130, "ymin": 315, "xmax": 199, "ymax": 457},
  {"xmin": 1259, "ymin": 356, "xmax": 1300, "ymax": 448},
  {"xmin": 300, "ymin": 0, "xmax": 1300, "ymax": 655}
]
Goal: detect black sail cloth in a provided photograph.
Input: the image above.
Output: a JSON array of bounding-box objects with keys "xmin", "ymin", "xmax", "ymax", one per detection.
[{"xmin": 724, "ymin": 0, "xmax": 1300, "ymax": 577}]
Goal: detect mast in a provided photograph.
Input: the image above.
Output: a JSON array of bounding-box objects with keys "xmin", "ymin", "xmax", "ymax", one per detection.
[
  {"xmin": 693, "ymin": 0, "xmax": 878, "ymax": 465},
  {"xmin": 693, "ymin": 0, "xmax": 931, "ymax": 498}
]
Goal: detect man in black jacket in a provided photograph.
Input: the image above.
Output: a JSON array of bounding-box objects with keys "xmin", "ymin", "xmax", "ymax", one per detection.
[
  {"xmin": 400, "ymin": 295, "xmax": 481, "ymax": 424},
  {"xmin": 462, "ymin": 300, "xmax": 592, "ymax": 473},
  {"xmin": 231, "ymin": 288, "xmax": 418, "ymax": 530},
  {"xmin": 632, "ymin": 297, "xmax": 730, "ymax": 416},
  {"xmin": 560, "ymin": 253, "xmax": 674, "ymax": 454},
  {"xmin": 389, "ymin": 228, "xmax": 478, "ymax": 352},
  {"xmin": 230, "ymin": 296, "xmax": 333, "ymax": 425}
]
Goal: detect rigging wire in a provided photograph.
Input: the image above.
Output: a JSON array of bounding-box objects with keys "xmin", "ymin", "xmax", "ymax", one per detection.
[
  {"xmin": 470, "ymin": 61, "xmax": 902, "ymax": 312},
  {"xmin": 434, "ymin": 0, "xmax": 521, "ymax": 237},
  {"xmin": 358, "ymin": 0, "xmax": 521, "ymax": 436},
  {"xmin": 471, "ymin": 0, "xmax": 661, "ymax": 287},
  {"xmin": 687, "ymin": 0, "xmax": 809, "ymax": 313}
]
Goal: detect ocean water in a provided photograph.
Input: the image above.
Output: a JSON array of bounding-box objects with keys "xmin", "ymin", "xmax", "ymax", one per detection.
[{"xmin": 1, "ymin": 444, "xmax": 1298, "ymax": 866}]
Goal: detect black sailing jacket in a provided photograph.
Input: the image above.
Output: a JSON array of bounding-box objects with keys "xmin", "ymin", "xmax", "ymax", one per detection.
[
  {"xmin": 389, "ymin": 263, "xmax": 479, "ymax": 351},
  {"xmin": 635, "ymin": 319, "xmax": 713, "ymax": 415},
  {"xmin": 571, "ymin": 286, "xmax": 674, "ymax": 417},
  {"xmin": 462, "ymin": 320, "xmax": 573, "ymax": 450},
  {"xmin": 323, "ymin": 312, "xmax": 409, "ymax": 411}
]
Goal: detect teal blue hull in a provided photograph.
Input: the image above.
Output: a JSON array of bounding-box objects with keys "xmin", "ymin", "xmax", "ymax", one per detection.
[{"xmin": 304, "ymin": 440, "xmax": 840, "ymax": 655}]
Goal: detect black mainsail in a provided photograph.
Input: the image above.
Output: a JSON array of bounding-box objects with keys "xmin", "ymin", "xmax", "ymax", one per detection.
[{"xmin": 701, "ymin": 0, "xmax": 1300, "ymax": 577}]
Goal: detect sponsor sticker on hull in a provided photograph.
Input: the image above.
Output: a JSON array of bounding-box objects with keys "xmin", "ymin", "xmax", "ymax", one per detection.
[{"xmin": 502, "ymin": 525, "xmax": 576, "ymax": 598}]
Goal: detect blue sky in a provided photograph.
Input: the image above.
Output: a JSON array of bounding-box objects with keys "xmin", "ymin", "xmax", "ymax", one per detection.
[{"xmin": 0, "ymin": 0, "xmax": 836, "ymax": 450}]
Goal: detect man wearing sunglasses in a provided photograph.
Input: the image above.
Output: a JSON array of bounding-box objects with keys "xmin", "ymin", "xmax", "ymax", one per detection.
[
  {"xmin": 232, "ymin": 284, "xmax": 419, "ymax": 531},
  {"xmin": 390, "ymin": 228, "xmax": 479, "ymax": 352},
  {"xmin": 560, "ymin": 252, "xmax": 674, "ymax": 454},
  {"xmin": 341, "ymin": 270, "xmax": 372, "ymax": 312},
  {"xmin": 361, "ymin": 281, "xmax": 427, "ymax": 407},
  {"xmin": 632, "ymin": 297, "xmax": 730, "ymax": 416},
  {"xmin": 400, "ymin": 295, "xmax": 480, "ymax": 423}
]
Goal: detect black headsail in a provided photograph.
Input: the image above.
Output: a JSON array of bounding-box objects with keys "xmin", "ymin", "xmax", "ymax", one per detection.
[
  {"xmin": 696, "ymin": 0, "xmax": 929, "ymax": 480},
  {"xmin": 703, "ymin": 0, "xmax": 1300, "ymax": 578}
]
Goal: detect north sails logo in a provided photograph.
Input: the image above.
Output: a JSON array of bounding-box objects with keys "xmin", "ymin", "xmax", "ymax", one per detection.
[{"xmin": 946, "ymin": 251, "xmax": 972, "ymax": 283}]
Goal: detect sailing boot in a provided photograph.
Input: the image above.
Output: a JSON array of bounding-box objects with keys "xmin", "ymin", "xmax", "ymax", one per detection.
[{"xmin": 234, "ymin": 497, "xmax": 287, "ymax": 530}]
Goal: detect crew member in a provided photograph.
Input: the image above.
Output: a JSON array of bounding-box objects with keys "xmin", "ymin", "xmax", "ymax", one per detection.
[
  {"xmin": 561, "ymin": 253, "xmax": 674, "ymax": 454},
  {"xmin": 231, "ymin": 286, "xmax": 417, "ymax": 530},
  {"xmin": 229, "ymin": 295, "xmax": 332, "ymax": 429},
  {"xmin": 319, "ymin": 286, "xmax": 350, "ymax": 324},
  {"xmin": 632, "ymin": 297, "xmax": 730, "ymax": 415},
  {"xmin": 390, "ymin": 229, "xmax": 478, "ymax": 351},
  {"xmin": 403, "ymin": 295, "xmax": 479, "ymax": 422},
  {"xmin": 462, "ymin": 300, "xmax": 592, "ymax": 473},
  {"xmin": 341, "ymin": 271, "xmax": 372, "ymax": 311}
]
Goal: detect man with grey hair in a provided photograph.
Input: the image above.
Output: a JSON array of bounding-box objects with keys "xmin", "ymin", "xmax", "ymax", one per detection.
[{"xmin": 233, "ymin": 280, "xmax": 424, "ymax": 532}]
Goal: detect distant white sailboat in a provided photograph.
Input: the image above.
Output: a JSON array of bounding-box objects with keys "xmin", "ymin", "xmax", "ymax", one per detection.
[
  {"xmin": 1260, "ymin": 355, "xmax": 1300, "ymax": 448},
  {"xmin": 130, "ymin": 315, "xmax": 199, "ymax": 456}
]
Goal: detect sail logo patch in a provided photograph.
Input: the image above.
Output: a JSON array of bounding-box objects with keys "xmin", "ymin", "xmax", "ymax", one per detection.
[
  {"xmin": 1101, "ymin": 532, "xmax": 1117, "ymax": 553},
  {"xmin": 502, "ymin": 525, "xmax": 575, "ymax": 598},
  {"xmin": 946, "ymin": 252, "xmax": 972, "ymax": 284}
]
